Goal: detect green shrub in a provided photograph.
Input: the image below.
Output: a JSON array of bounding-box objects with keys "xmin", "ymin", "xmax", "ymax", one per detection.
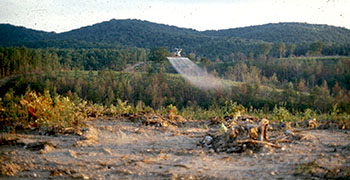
[
  {"xmin": 224, "ymin": 100, "xmax": 245, "ymax": 117},
  {"xmin": 271, "ymin": 105, "xmax": 291, "ymax": 122},
  {"xmin": 108, "ymin": 99, "xmax": 132, "ymax": 116},
  {"xmin": 302, "ymin": 108, "xmax": 317, "ymax": 120},
  {"xmin": 0, "ymin": 90, "xmax": 86, "ymax": 132},
  {"xmin": 134, "ymin": 101, "xmax": 153, "ymax": 113}
]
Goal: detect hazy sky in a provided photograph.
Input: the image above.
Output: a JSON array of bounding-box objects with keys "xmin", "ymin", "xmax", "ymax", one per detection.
[{"xmin": 0, "ymin": 0, "xmax": 349, "ymax": 33}]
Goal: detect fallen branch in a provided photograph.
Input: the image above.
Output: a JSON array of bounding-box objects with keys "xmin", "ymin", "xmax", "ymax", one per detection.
[
  {"xmin": 275, "ymin": 138, "xmax": 291, "ymax": 143},
  {"xmin": 173, "ymin": 164, "xmax": 190, "ymax": 169},
  {"xmin": 236, "ymin": 139, "xmax": 281, "ymax": 148}
]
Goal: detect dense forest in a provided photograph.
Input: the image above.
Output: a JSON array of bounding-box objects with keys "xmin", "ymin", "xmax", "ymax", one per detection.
[{"xmin": 1, "ymin": 46, "xmax": 349, "ymax": 114}]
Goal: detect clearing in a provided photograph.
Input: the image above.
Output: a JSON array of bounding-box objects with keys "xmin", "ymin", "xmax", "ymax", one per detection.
[{"xmin": 1, "ymin": 117, "xmax": 350, "ymax": 179}]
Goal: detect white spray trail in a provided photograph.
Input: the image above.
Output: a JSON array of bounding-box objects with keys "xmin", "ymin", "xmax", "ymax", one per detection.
[{"xmin": 167, "ymin": 57, "xmax": 224, "ymax": 90}]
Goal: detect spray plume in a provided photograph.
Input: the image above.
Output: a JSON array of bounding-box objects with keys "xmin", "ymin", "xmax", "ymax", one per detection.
[{"xmin": 167, "ymin": 57, "xmax": 224, "ymax": 90}]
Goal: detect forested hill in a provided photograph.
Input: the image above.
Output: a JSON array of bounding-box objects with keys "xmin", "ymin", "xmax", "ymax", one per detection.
[
  {"xmin": 203, "ymin": 22, "xmax": 350, "ymax": 44},
  {"xmin": 56, "ymin": 19, "xmax": 213, "ymax": 49},
  {"xmin": 1, "ymin": 19, "xmax": 350, "ymax": 58},
  {"xmin": 59, "ymin": 19, "xmax": 203, "ymax": 40},
  {"xmin": 0, "ymin": 19, "xmax": 261, "ymax": 58},
  {"xmin": 0, "ymin": 24, "xmax": 55, "ymax": 46},
  {"xmin": 2, "ymin": 19, "xmax": 350, "ymax": 46}
]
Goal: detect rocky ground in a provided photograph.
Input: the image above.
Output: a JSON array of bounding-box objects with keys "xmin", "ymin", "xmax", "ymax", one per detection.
[{"xmin": 1, "ymin": 116, "xmax": 350, "ymax": 179}]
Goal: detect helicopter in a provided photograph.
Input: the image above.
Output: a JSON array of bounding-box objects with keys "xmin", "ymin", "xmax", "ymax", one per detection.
[{"xmin": 174, "ymin": 48, "xmax": 182, "ymax": 57}]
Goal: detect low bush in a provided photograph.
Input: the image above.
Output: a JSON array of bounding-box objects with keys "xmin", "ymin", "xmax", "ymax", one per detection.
[{"xmin": 0, "ymin": 89, "xmax": 86, "ymax": 132}]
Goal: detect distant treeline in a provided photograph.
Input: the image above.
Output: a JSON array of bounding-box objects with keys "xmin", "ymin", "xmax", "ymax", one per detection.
[
  {"xmin": 5, "ymin": 38, "xmax": 350, "ymax": 61},
  {"xmin": 0, "ymin": 47, "xmax": 147, "ymax": 77},
  {"xmin": 1, "ymin": 46, "xmax": 350, "ymax": 78}
]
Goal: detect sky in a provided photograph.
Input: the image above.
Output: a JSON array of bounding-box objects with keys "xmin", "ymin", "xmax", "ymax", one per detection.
[{"xmin": 0, "ymin": 0, "xmax": 349, "ymax": 33}]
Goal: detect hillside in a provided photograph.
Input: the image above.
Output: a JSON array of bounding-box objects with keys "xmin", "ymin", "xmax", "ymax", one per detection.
[
  {"xmin": 203, "ymin": 22, "xmax": 350, "ymax": 44},
  {"xmin": 2, "ymin": 20, "xmax": 350, "ymax": 45},
  {"xmin": 0, "ymin": 19, "xmax": 262, "ymax": 58},
  {"xmin": 56, "ymin": 19, "xmax": 214, "ymax": 50},
  {"xmin": 53, "ymin": 19, "xmax": 264, "ymax": 58},
  {"xmin": 0, "ymin": 20, "xmax": 350, "ymax": 58},
  {"xmin": 0, "ymin": 24, "xmax": 55, "ymax": 46},
  {"xmin": 58, "ymin": 19, "xmax": 204, "ymax": 41}
]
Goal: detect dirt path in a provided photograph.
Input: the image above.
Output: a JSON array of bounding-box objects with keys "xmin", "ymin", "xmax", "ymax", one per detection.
[
  {"xmin": 0, "ymin": 74, "xmax": 20, "ymax": 88},
  {"xmin": 1, "ymin": 118, "xmax": 350, "ymax": 179},
  {"xmin": 123, "ymin": 62, "xmax": 145, "ymax": 72}
]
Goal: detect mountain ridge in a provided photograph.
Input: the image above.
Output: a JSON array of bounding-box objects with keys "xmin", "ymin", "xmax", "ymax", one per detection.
[
  {"xmin": 0, "ymin": 23, "xmax": 55, "ymax": 46},
  {"xmin": 203, "ymin": 22, "xmax": 350, "ymax": 43},
  {"xmin": 1, "ymin": 19, "xmax": 350, "ymax": 58},
  {"xmin": 0, "ymin": 19, "xmax": 350, "ymax": 45}
]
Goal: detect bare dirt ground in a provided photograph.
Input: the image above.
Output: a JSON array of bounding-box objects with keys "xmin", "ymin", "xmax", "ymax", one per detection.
[{"xmin": 1, "ymin": 117, "xmax": 350, "ymax": 179}]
